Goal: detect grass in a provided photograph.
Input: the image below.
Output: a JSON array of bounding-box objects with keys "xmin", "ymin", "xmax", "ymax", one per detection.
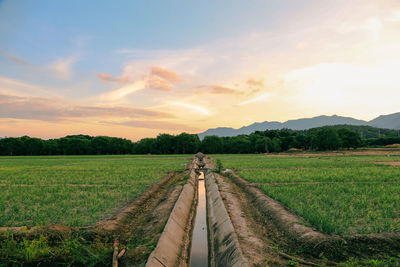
[
  {"xmin": 0, "ymin": 231, "xmax": 113, "ymax": 266},
  {"xmin": 0, "ymin": 155, "xmax": 190, "ymax": 227},
  {"xmin": 340, "ymin": 255, "xmax": 400, "ymax": 266},
  {"xmin": 213, "ymin": 153, "xmax": 400, "ymax": 235}
]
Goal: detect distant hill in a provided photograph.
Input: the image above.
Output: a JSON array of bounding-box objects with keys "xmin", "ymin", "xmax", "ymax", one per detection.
[
  {"xmin": 198, "ymin": 113, "xmax": 400, "ymax": 139},
  {"xmin": 368, "ymin": 112, "xmax": 400, "ymax": 129}
]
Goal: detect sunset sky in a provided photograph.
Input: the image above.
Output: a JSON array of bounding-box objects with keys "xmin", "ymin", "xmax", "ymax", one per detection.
[{"xmin": 1, "ymin": 0, "xmax": 400, "ymax": 140}]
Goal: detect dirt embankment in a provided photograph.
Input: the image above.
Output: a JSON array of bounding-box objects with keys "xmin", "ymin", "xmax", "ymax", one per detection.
[
  {"xmin": 112, "ymin": 171, "xmax": 187, "ymax": 266},
  {"xmin": 145, "ymin": 167, "xmax": 198, "ymax": 267},
  {"xmin": 204, "ymin": 156, "xmax": 322, "ymax": 266},
  {"xmin": 0, "ymin": 170, "xmax": 189, "ymax": 266},
  {"xmin": 215, "ymin": 173, "xmax": 322, "ymax": 266},
  {"xmin": 205, "ymin": 170, "xmax": 248, "ymax": 267},
  {"xmin": 225, "ymin": 170, "xmax": 400, "ymax": 261}
]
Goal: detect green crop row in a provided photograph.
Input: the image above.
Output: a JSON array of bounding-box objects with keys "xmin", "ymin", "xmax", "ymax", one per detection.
[
  {"xmin": 212, "ymin": 155, "xmax": 379, "ymax": 169},
  {"xmin": 214, "ymin": 153, "xmax": 400, "ymax": 235},
  {"xmin": 261, "ymin": 183, "xmax": 400, "ymax": 235},
  {"xmin": 237, "ymin": 166, "xmax": 400, "ymax": 184},
  {"xmin": 0, "ymin": 155, "xmax": 190, "ymax": 227}
]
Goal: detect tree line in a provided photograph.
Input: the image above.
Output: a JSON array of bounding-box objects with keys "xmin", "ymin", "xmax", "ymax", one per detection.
[{"xmin": 0, "ymin": 125, "xmax": 399, "ymax": 156}]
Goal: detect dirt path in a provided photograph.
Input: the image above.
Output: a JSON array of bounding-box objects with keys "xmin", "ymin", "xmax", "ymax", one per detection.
[
  {"xmin": 374, "ymin": 161, "xmax": 400, "ymax": 166},
  {"xmin": 214, "ymin": 173, "xmax": 274, "ymax": 265},
  {"xmin": 215, "ymin": 173, "xmax": 321, "ymax": 266},
  {"xmin": 107, "ymin": 171, "xmax": 187, "ymax": 266}
]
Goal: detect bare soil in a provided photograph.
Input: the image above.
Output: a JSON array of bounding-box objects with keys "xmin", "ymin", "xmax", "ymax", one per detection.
[
  {"xmin": 215, "ymin": 173, "xmax": 321, "ymax": 266},
  {"xmin": 268, "ymin": 148, "xmax": 400, "ymax": 157},
  {"xmin": 223, "ymin": 169, "xmax": 400, "ymax": 264},
  {"xmin": 374, "ymin": 161, "xmax": 400, "ymax": 166},
  {"xmin": 98, "ymin": 171, "xmax": 187, "ymax": 266}
]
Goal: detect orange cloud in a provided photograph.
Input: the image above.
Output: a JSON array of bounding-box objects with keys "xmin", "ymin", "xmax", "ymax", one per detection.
[
  {"xmin": 67, "ymin": 106, "xmax": 170, "ymax": 118},
  {"xmin": 246, "ymin": 78, "xmax": 264, "ymax": 87},
  {"xmin": 96, "ymin": 72, "xmax": 129, "ymax": 83},
  {"xmin": 147, "ymin": 76, "xmax": 172, "ymax": 91},
  {"xmin": 151, "ymin": 66, "xmax": 180, "ymax": 83},
  {"xmin": 0, "ymin": 94, "xmax": 171, "ymax": 121},
  {"xmin": 5, "ymin": 56, "xmax": 34, "ymax": 66},
  {"xmin": 195, "ymin": 85, "xmax": 240, "ymax": 95},
  {"xmin": 209, "ymin": 85, "xmax": 238, "ymax": 94},
  {"xmin": 111, "ymin": 120, "xmax": 200, "ymax": 131}
]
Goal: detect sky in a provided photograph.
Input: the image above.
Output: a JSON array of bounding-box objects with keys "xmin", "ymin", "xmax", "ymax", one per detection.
[{"xmin": 1, "ymin": 0, "xmax": 400, "ymax": 140}]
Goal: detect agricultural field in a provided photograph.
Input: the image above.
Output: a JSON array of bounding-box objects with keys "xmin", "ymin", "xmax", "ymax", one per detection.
[
  {"xmin": 213, "ymin": 153, "xmax": 400, "ymax": 235},
  {"xmin": 0, "ymin": 155, "xmax": 190, "ymax": 227}
]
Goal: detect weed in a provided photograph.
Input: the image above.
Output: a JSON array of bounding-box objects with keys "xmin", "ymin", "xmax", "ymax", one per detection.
[{"xmin": 215, "ymin": 159, "xmax": 223, "ymax": 173}]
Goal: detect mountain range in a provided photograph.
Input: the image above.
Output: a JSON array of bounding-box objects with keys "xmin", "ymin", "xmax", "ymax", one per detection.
[{"xmin": 198, "ymin": 112, "xmax": 400, "ymax": 139}]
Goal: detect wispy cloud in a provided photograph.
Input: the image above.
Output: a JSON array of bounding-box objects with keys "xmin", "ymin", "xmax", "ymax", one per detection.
[
  {"xmin": 237, "ymin": 93, "xmax": 271, "ymax": 106},
  {"xmin": 0, "ymin": 76, "xmax": 60, "ymax": 97},
  {"xmin": 146, "ymin": 66, "xmax": 181, "ymax": 91},
  {"xmin": 0, "ymin": 93, "xmax": 171, "ymax": 122},
  {"xmin": 196, "ymin": 85, "xmax": 240, "ymax": 95},
  {"xmin": 172, "ymin": 102, "xmax": 211, "ymax": 115},
  {"xmin": 147, "ymin": 76, "xmax": 172, "ymax": 91},
  {"xmin": 5, "ymin": 55, "xmax": 34, "ymax": 66},
  {"xmin": 151, "ymin": 66, "xmax": 180, "ymax": 83},
  {"xmin": 100, "ymin": 80, "xmax": 147, "ymax": 101},
  {"xmin": 95, "ymin": 72, "xmax": 129, "ymax": 83},
  {"xmin": 48, "ymin": 56, "xmax": 77, "ymax": 79},
  {"xmin": 111, "ymin": 120, "xmax": 200, "ymax": 131},
  {"xmin": 246, "ymin": 78, "xmax": 264, "ymax": 87},
  {"xmin": 2, "ymin": 0, "xmax": 400, "ymax": 137},
  {"xmin": 99, "ymin": 66, "xmax": 182, "ymax": 101}
]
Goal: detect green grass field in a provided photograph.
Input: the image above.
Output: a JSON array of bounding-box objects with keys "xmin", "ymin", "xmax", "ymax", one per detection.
[
  {"xmin": 0, "ymin": 155, "xmax": 190, "ymax": 227},
  {"xmin": 213, "ymin": 153, "xmax": 400, "ymax": 235}
]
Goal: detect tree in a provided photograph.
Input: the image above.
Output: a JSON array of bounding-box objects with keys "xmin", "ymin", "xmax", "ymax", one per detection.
[
  {"xmin": 229, "ymin": 135, "xmax": 252, "ymax": 153},
  {"xmin": 312, "ymin": 128, "xmax": 340, "ymax": 151},
  {"xmin": 200, "ymin": 136, "xmax": 223, "ymax": 154},
  {"xmin": 134, "ymin": 138, "xmax": 159, "ymax": 154},
  {"xmin": 280, "ymin": 136, "xmax": 294, "ymax": 151},
  {"xmin": 268, "ymin": 137, "xmax": 282, "ymax": 152},
  {"xmin": 41, "ymin": 139, "xmax": 60, "ymax": 155},
  {"xmin": 254, "ymin": 136, "xmax": 269, "ymax": 153},
  {"xmin": 91, "ymin": 136, "xmax": 110, "ymax": 154},
  {"xmin": 21, "ymin": 136, "xmax": 44, "ymax": 155},
  {"xmin": 337, "ymin": 128, "xmax": 361, "ymax": 149},
  {"xmin": 156, "ymin": 134, "xmax": 176, "ymax": 154},
  {"xmin": 0, "ymin": 138, "xmax": 23, "ymax": 155},
  {"xmin": 176, "ymin": 133, "xmax": 200, "ymax": 154},
  {"xmin": 295, "ymin": 134, "xmax": 311, "ymax": 150}
]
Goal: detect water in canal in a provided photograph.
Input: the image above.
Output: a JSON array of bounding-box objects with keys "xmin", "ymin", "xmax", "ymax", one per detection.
[{"xmin": 190, "ymin": 171, "xmax": 208, "ymax": 267}]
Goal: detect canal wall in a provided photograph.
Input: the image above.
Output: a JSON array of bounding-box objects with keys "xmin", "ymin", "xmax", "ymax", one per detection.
[
  {"xmin": 145, "ymin": 167, "xmax": 197, "ymax": 267},
  {"xmin": 205, "ymin": 170, "xmax": 248, "ymax": 267}
]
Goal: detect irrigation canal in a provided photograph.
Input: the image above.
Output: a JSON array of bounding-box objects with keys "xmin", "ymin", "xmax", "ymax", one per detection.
[
  {"xmin": 146, "ymin": 153, "xmax": 247, "ymax": 267},
  {"xmin": 189, "ymin": 171, "xmax": 209, "ymax": 266}
]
